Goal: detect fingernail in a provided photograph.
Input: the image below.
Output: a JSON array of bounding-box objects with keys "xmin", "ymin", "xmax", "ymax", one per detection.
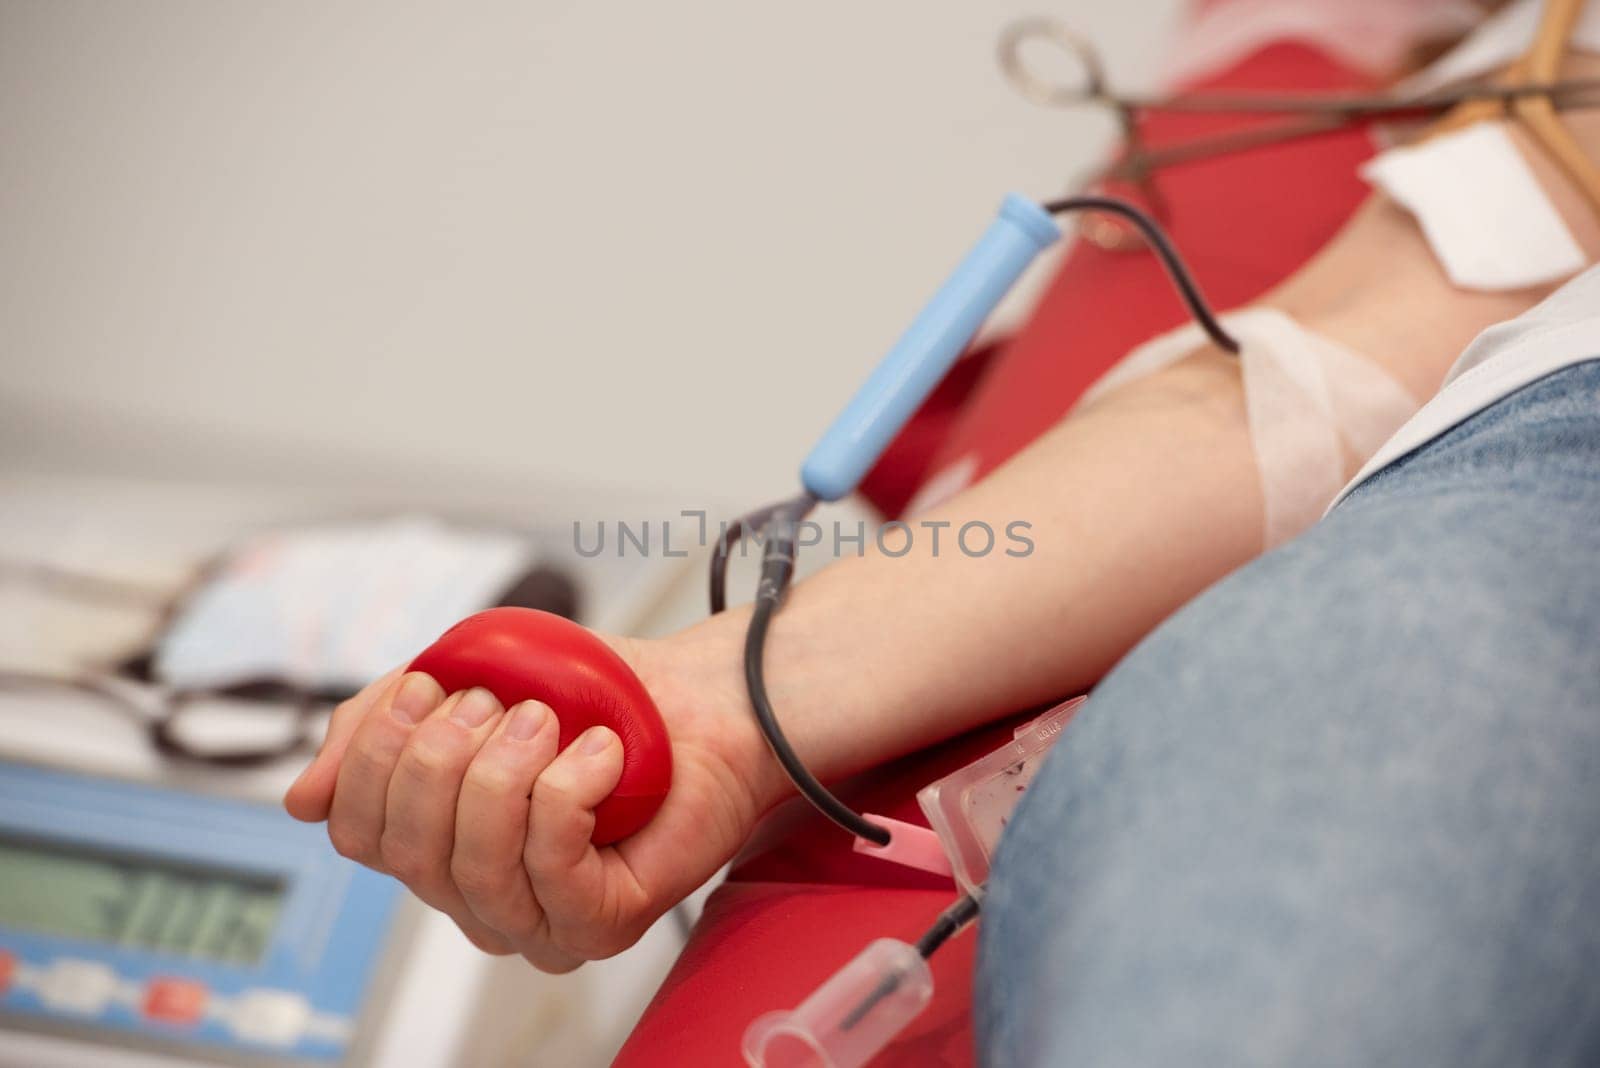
[
  {"xmin": 506, "ymin": 701, "xmax": 550, "ymax": 741},
  {"xmin": 390, "ymin": 672, "xmax": 442, "ymax": 725},
  {"xmin": 451, "ymin": 687, "xmax": 501, "ymax": 728},
  {"xmin": 579, "ymin": 727, "xmax": 616, "ymax": 756}
]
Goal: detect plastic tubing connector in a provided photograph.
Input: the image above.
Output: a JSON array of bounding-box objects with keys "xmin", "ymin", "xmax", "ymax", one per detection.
[
  {"xmin": 799, "ymin": 194, "xmax": 1061, "ymax": 502},
  {"xmin": 742, "ymin": 939, "xmax": 934, "ymax": 1068}
]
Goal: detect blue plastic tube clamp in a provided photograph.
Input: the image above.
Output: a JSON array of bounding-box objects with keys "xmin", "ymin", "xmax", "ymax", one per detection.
[{"xmin": 800, "ymin": 194, "xmax": 1061, "ymax": 502}]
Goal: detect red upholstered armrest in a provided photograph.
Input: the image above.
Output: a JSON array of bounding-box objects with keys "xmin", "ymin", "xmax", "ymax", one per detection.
[
  {"xmin": 617, "ymin": 883, "xmax": 979, "ymax": 1066},
  {"xmin": 613, "ymin": 720, "xmax": 1020, "ymax": 1068}
]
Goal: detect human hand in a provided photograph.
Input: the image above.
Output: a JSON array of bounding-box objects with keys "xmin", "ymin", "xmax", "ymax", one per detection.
[{"xmin": 283, "ymin": 625, "xmax": 776, "ymax": 972}]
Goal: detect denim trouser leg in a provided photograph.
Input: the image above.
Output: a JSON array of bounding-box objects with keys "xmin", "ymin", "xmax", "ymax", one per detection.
[{"xmin": 976, "ymin": 359, "xmax": 1600, "ymax": 1068}]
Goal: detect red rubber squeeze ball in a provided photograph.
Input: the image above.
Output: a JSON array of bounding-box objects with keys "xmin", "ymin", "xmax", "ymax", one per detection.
[{"xmin": 409, "ymin": 607, "xmax": 672, "ymax": 844}]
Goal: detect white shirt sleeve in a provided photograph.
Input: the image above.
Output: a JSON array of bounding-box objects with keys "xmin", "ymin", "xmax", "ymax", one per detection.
[{"xmin": 1328, "ymin": 264, "xmax": 1600, "ymax": 510}]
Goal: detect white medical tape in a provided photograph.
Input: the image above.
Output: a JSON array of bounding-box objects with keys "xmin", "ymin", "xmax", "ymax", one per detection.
[
  {"xmin": 1081, "ymin": 308, "xmax": 1418, "ymax": 548},
  {"xmin": 1361, "ymin": 122, "xmax": 1588, "ymax": 292}
]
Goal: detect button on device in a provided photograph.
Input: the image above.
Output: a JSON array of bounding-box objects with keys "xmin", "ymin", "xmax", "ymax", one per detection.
[
  {"xmin": 36, "ymin": 959, "xmax": 119, "ymax": 1015},
  {"xmin": 143, "ymin": 976, "xmax": 207, "ymax": 1025},
  {"xmin": 230, "ymin": 989, "xmax": 311, "ymax": 1047}
]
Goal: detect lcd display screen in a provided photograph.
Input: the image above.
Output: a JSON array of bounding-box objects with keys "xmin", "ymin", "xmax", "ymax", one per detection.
[{"xmin": 0, "ymin": 832, "xmax": 285, "ymax": 966}]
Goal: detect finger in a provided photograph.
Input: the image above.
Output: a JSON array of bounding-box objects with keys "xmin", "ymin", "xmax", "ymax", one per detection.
[
  {"xmin": 284, "ymin": 665, "xmax": 403, "ymax": 822},
  {"xmin": 457, "ymin": 700, "xmax": 586, "ymax": 973},
  {"xmin": 520, "ymin": 940, "xmax": 585, "ymax": 976},
  {"xmin": 448, "ymin": 914, "xmax": 518, "ymax": 957},
  {"xmin": 380, "ymin": 688, "xmax": 503, "ymax": 907},
  {"xmin": 525, "ymin": 726, "xmax": 635, "ymax": 957},
  {"xmin": 324, "ymin": 670, "xmax": 444, "ymax": 867},
  {"xmin": 381, "ymin": 686, "xmax": 517, "ymax": 953},
  {"xmin": 452, "ymin": 702, "xmax": 560, "ymax": 939}
]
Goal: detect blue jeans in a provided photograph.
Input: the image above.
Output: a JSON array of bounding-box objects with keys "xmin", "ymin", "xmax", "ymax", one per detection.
[{"xmin": 977, "ymin": 359, "xmax": 1600, "ymax": 1067}]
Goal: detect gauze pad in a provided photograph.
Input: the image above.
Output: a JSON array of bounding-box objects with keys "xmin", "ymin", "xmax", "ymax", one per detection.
[
  {"xmin": 1361, "ymin": 122, "xmax": 1587, "ymax": 291},
  {"xmin": 1082, "ymin": 309, "xmax": 1418, "ymax": 548}
]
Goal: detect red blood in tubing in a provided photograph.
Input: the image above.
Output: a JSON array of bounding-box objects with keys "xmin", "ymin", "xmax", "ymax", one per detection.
[{"xmin": 408, "ymin": 608, "xmax": 672, "ymax": 844}]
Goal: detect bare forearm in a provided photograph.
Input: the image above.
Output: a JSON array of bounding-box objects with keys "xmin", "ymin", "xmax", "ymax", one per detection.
[
  {"xmin": 672, "ymin": 350, "xmax": 1261, "ymax": 804},
  {"xmin": 662, "ymin": 188, "xmax": 1567, "ymax": 813}
]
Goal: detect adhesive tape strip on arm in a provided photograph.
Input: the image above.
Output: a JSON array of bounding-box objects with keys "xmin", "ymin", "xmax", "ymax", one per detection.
[
  {"xmin": 1360, "ymin": 121, "xmax": 1589, "ymax": 292},
  {"xmin": 1238, "ymin": 311, "xmax": 1418, "ymax": 547},
  {"xmin": 1079, "ymin": 309, "xmax": 1418, "ymax": 549}
]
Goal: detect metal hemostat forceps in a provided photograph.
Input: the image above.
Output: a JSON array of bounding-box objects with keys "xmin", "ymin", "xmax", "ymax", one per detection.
[
  {"xmin": 997, "ymin": 5, "xmax": 1600, "ymax": 249},
  {"xmin": 731, "ymin": 5, "xmax": 1600, "ymax": 1064}
]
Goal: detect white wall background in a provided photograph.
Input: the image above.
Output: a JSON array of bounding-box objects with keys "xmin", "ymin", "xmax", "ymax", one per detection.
[
  {"xmin": 0, "ymin": 5, "xmax": 1185, "ymax": 1063},
  {"xmin": 0, "ymin": 0, "xmax": 1180, "ymax": 505}
]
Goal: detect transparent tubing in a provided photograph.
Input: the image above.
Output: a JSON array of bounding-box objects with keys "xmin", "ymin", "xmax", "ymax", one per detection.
[{"xmin": 742, "ymin": 940, "xmax": 934, "ymax": 1068}]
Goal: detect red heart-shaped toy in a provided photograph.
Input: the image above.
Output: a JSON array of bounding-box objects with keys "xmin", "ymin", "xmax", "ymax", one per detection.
[{"xmin": 409, "ymin": 607, "xmax": 672, "ymax": 844}]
